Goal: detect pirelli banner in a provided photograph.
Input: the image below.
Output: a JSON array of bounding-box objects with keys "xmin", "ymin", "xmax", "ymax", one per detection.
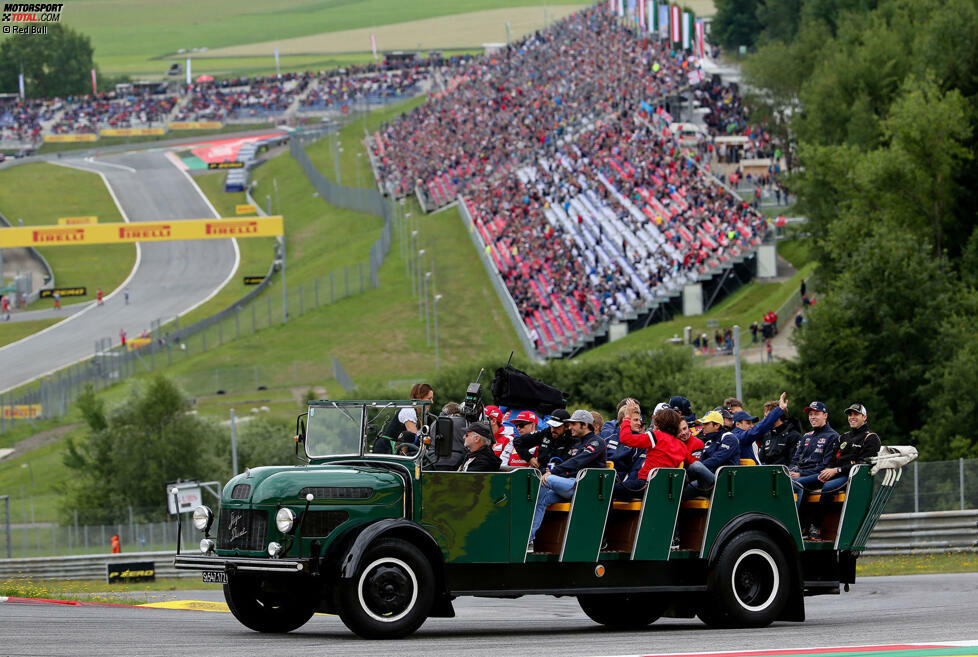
[
  {"xmin": 169, "ymin": 121, "xmax": 224, "ymax": 130},
  {"xmin": 100, "ymin": 127, "xmax": 166, "ymax": 137},
  {"xmin": 43, "ymin": 134, "xmax": 98, "ymax": 143},
  {"xmin": 0, "ymin": 217, "xmax": 284, "ymax": 248}
]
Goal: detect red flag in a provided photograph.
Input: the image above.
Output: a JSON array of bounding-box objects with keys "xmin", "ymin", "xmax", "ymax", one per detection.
[
  {"xmin": 695, "ymin": 19, "xmax": 705, "ymax": 57},
  {"xmin": 638, "ymin": 0, "xmax": 645, "ymax": 29},
  {"xmin": 90, "ymin": 68, "xmax": 97, "ymax": 95},
  {"xmin": 670, "ymin": 5, "xmax": 681, "ymax": 42}
]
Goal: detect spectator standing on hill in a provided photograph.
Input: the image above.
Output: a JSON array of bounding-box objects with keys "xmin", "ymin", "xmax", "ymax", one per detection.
[
  {"xmin": 52, "ymin": 291, "xmax": 60, "ymax": 309},
  {"xmin": 96, "ymin": 289, "xmax": 104, "ymax": 306}
]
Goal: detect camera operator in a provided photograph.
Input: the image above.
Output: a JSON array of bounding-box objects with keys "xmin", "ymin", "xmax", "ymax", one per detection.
[{"xmin": 514, "ymin": 408, "xmax": 571, "ymax": 470}]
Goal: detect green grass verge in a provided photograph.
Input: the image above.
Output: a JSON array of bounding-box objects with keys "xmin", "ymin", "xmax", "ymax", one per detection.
[
  {"xmin": 0, "ymin": 431, "xmax": 75, "ymax": 523},
  {"xmin": 0, "ymin": 318, "xmax": 60, "ymax": 348},
  {"xmin": 0, "ymin": 577, "xmax": 221, "ymax": 600},
  {"xmin": 36, "ymin": 124, "xmax": 276, "ymax": 155},
  {"xmin": 857, "ymin": 552, "xmax": 978, "ymax": 576},
  {"xmin": 578, "ymin": 262, "xmax": 816, "ymax": 360},
  {"xmin": 0, "ymin": 162, "xmax": 134, "ymax": 310},
  {"xmin": 778, "ymin": 238, "xmax": 815, "ymax": 270}
]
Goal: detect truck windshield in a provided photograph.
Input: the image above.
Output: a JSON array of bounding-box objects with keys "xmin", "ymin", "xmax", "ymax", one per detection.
[{"xmin": 306, "ymin": 405, "xmax": 364, "ymax": 457}]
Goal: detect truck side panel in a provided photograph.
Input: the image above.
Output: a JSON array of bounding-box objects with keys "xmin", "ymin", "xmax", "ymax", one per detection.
[
  {"xmin": 632, "ymin": 468, "xmax": 684, "ymax": 561},
  {"xmin": 560, "ymin": 469, "xmax": 615, "ymax": 562},
  {"xmin": 701, "ymin": 466, "xmax": 803, "ymax": 557}
]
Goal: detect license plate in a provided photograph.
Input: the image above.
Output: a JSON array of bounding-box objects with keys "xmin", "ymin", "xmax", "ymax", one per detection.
[{"xmin": 202, "ymin": 570, "xmax": 227, "ymax": 584}]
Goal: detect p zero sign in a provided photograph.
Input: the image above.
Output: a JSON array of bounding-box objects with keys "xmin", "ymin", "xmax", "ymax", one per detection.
[
  {"xmin": 0, "ymin": 217, "xmax": 284, "ymax": 248},
  {"xmin": 106, "ymin": 562, "xmax": 156, "ymax": 584}
]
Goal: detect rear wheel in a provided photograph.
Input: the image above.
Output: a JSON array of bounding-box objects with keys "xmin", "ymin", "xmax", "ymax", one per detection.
[
  {"xmin": 224, "ymin": 575, "xmax": 316, "ymax": 633},
  {"xmin": 703, "ymin": 530, "xmax": 790, "ymax": 628},
  {"xmin": 577, "ymin": 592, "xmax": 666, "ymax": 629},
  {"xmin": 335, "ymin": 538, "xmax": 434, "ymax": 639}
]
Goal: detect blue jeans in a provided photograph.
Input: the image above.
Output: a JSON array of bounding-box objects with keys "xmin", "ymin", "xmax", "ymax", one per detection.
[
  {"xmin": 682, "ymin": 461, "xmax": 717, "ymax": 500},
  {"xmin": 792, "ymin": 473, "xmax": 849, "ymax": 507},
  {"xmin": 529, "ymin": 475, "xmax": 577, "ymax": 542}
]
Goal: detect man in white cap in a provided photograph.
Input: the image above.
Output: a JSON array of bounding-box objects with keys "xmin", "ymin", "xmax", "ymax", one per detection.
[{"xmin": 526, "ymin": 409, "xmax": 606, "ymax": 552}]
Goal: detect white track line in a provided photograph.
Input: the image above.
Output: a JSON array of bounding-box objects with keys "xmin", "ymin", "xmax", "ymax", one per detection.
[
  {"xmin": 164, "ymin": 157, "xmax": 241, "ymax": 320},
  {"xmin": 84, "ymin": 156, "xmax": 136, "ymax": 173}
]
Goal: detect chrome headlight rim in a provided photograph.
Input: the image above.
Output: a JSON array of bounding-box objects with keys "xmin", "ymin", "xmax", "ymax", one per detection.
[
  {"xmin": 199, "ymin": 538, "xmax": 215, "ymax": 554},
  {"xmin": 267, "ymin": 541, "xmax": 283, "ymax": 557},
  {"xmin": 192, "ymin": 505, "xmax": 214, "ymax": 532},
  {"xmin": 275, "ymin": 507, "xmax": 296, "ymax": 534}
]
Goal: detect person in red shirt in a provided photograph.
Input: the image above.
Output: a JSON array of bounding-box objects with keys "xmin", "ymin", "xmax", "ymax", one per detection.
[
  {"xmin": 618, "ymin": 407, "xmax": 687, "ymax": 484},
  {"xmin": 495, "ymin": 410, "xmax": 533, "ymax": 470}
]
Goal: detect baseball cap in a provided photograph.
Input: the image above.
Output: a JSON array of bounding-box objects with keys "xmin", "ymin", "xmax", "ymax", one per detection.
[
  {"xmin": 803, "ymin": 401, "xmax": 828, "ymax": 414},
  {"xmin": 698, "ymin": 410, "xmax": 725, "ymax": 425},
  {"xmin": 653, "ymin": 402, "xmax": 673, "ymax": 414},
  {"xmin": 513, "ymin": 410, "xmax": 537, "ymax": 425},
  {"xmin": 484, "ymin": 405, "xmax": 503, "ymax": 422},
  {"xmin": 713, "ymin": 406, "xmax": 733, "ymax": 420},
  {"xmin": 731, "ymin": 410, "xmax": 759, "ymax": 423},
  {"xmin": 845, "ymin": 403, "xmax": 868, "ymax": 417},
  {"xmin": 546, "ymin": 408, "xmax": 570, "ymax": 428},
  {"xmin": 569, "ymin": 409, "xmax": 595, "ymax": 425},
  {"xmin": 465, "ymin": 422, "xmax": 493, "ymax": 442}
]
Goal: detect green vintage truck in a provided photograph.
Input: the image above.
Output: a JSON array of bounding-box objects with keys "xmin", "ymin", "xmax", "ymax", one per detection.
[{"xmin": 173, "ymin": 399, "xmax": 906, "ymax": 639}]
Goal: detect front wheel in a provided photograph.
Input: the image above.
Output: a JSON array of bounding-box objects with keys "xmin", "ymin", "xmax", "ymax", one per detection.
[
  {"xmin": 335, "ymin": 538, "xmax": 434, "ymax": 639},
  {"xmin": 578, "ymin": 592, "xmax": 666, "ymax": 629},
  {"xmin": 224, "ymin": 575, "xmax": 316, "ymax": 633},
  {"xmin": 702, "ymin": 529, "xmax": 790, "ymax": 628}
]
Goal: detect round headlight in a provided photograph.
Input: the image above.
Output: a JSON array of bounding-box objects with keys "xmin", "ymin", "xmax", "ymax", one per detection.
[
  {"xmin": 192, "ymin": 506, "xmax": 213, "ymax": 532},
  {"xmin": 275, "ymin": 507, "xmax": 296, "ymax": 534},
  {"xmin": 268, "ymin": 541, "xmax": 283, "ymax": 557},
  {"xmin": 199, "ymin": 538, "xmax": 215, "ymax": 554}
]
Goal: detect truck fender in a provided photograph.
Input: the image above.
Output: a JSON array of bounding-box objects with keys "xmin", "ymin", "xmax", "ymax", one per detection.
[
  {"xmin": 706, "ymin": 512, "xmax": 805, "ymax": 622},
  {"xmin": 337, "ymin": 518, "xmax": 454, "ymax": 618}
]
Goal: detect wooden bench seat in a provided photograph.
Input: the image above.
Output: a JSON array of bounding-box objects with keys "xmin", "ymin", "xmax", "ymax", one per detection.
[
  {"xmin": 546, "ymin": 502, "xmax": 572, "ymax": 512},
  {"xmin": 611, "ymin": 501, "xmax": 643, "ymax": 511},
  {"xmin": 680, "ymin": 498, "xmax": 710, "ymax": 510}
]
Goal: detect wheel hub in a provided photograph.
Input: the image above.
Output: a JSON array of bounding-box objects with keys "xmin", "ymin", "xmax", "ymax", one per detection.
[{"xmin": 362, "ymin": 563, "xmax": 413, "ymax": 617}]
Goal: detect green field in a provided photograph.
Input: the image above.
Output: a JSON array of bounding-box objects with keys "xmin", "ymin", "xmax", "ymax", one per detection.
[
  {"xmin": 52, "ymin": 1, "xmax": 581, "ymax": 76},
  {"xmin": 0, "ymin": 163, "xmax": 135, "ymax": 310}
]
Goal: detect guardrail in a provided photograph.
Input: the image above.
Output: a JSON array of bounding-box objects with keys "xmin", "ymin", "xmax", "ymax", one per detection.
[
  {"xmin": 0, "ymin": 550, "xmax": 193, "ymax": 580},
  {"xmin": 863, "ymin": 510, "xmax": 978, "ymax": 556},
  {"xmin": 2, "ymin": 510, "xmax": 974, "ymax": 580}
]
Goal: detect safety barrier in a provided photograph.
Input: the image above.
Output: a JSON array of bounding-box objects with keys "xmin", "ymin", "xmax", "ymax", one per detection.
[
  {"xmin": 2, "ymin": 510, "xmax": 974, "ymax": 580},
  {"xmin": 0, "ymin": 210, "xmax": 55, "ymax": 304},
  {"xmin": 862, "ymin": 510, "xmax": 978, "ymax": 556}
]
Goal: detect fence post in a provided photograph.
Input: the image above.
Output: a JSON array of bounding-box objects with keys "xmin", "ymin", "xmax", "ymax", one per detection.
[
  {"xmin": 252, "ymin": 302, "xmax": 256, "ymax": 334},
  {"xmin": 961, "ymin": 457, "xmax": 965, "ymax": 511},
  {"xmin": 913, "ymin": 461, "xmax": 919, "ymax": 513},
  {"xmin": 235, "ymin": 307, "xmax": 240, "ymax": 340},
  {"xmin": 267, "ymin": 294, "xmax": 272, "ymax": 328},
  {"xmin": 219, "ymin": 321, "xmax": 223, "ymax": 346}
]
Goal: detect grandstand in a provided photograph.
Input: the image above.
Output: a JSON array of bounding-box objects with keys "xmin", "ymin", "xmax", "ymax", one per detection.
[{"xmin": 366, "ymin": 5, "xmax": 781, "ymax": 358}]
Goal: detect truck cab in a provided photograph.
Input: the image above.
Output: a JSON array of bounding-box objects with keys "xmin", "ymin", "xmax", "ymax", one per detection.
[{"xmin": 174, "ymin": 399, "xmax": 906, "ymax": 639}]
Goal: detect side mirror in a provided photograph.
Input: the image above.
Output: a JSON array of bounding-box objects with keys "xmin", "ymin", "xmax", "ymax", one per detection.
[
  {"xmin": 434, "ymin": 416, "xmax": 455, "ymax": 459},
  {"xmin": 295, "ymin": 414, "xmax": 307, "ymax": 457}
]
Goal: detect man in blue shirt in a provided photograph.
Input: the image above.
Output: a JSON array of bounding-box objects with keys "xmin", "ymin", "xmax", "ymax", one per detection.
[
  {"xmin": 789, "ymin": 401, "xmax": 841, "ymax": 507},
  {"xmin": 729, "ymin": 392, "xmax": 788, "ymax": 463}
]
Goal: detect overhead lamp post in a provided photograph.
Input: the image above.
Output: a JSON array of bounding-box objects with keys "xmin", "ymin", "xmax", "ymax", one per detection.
[
  {"xmin": 409, "ymin": 231, "xmax": 418, "ymax": 293},
  {"xmin": 423, "ymin": 271, "xmax": 432, "ymax": 344},
  {"xmin": 416, "ymin": 250, "xmax": 425, "ymax": 312},
  {"xmin": 433, "ymin": 294, "xmax": 443, "ymax": 369}
]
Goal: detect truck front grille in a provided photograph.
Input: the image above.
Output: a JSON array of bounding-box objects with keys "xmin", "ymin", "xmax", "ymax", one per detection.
[{"xmin": 217, "ymin": 509, "xmax": 267, "ymax": 551}]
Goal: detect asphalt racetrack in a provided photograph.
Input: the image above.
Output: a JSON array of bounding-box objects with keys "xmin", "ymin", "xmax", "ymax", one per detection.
[
  {"xmin": 1, "ymin": 573, "xmax": 975, "ymax": 657},
  {"xmin": 0, "ymin": 150, "xmax": 237, "ymax": 393}
]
